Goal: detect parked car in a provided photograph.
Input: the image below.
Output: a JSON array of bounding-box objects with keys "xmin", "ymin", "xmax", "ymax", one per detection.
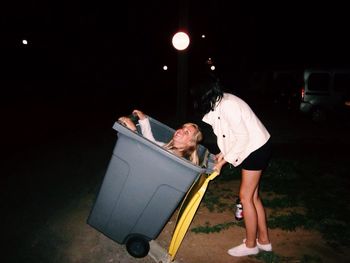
[{"xmin": 300, "ymin": 68, "xmax": 350, "ymax": 122}]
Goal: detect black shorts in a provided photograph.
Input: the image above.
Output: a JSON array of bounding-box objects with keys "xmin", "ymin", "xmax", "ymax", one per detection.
[{"xmin": 240, "ymin": 139, "xmax": 272, "ymax": 171}]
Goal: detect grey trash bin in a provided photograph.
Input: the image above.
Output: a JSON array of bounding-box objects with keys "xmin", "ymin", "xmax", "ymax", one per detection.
[{"xmin": 88, "ymin": 117, "xmax": 210, "ymax": 258}]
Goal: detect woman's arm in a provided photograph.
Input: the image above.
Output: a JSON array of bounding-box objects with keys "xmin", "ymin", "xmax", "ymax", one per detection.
[
  {"xmin": 133, "ymin": 109, "xmax": 165, "ymax": 147},
  {"xmin": 214, "ymin": 152, "xmax": 227, "ymax": 173},
  {"xmin": 138, "ymin": 118, "xmax": 158, "ymax": 143}
]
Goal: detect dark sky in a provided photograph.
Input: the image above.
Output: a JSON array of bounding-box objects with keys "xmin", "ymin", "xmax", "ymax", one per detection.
[{"xmin": 2, "ymin": 1, "xmax": 350, "ymax": 110}]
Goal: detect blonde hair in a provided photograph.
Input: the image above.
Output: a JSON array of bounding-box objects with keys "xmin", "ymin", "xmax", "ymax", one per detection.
[{"xmin": 163, "ymin": 123, "xmax": 203, "ymax": 165}]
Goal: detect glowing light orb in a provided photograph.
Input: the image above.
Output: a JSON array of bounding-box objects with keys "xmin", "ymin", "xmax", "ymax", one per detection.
[
  {"xmin": 210, "ymin": 65, "xmax": 216, "ymax": 71},
  {"xmin": 22, "ymin": 39, "xmax": 28, "ymax": 45},
  {"xmin": 172, "ymin": 32, "xmax": 190, "ymax": 51},
  {"xmin": 163, "ymin": 65, "xmax": 168, "ymax": 71}
]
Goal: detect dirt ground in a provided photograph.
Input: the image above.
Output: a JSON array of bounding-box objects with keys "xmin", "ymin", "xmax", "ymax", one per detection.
[
  {"xmin": 62, "ymin": 178, "xmax": 350, "ymax": 263},
  {"xmin": 154, "ymin": 179, "xmax": 350, "ymax": 263}
]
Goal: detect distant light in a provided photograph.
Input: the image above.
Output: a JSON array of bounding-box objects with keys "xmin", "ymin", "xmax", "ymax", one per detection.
[
  {"xmin": 172, "ymin": 32, "xmax": 190, "ymax": 51},
  {"xmin": 163, "ymin": 65, "xmax": 168, "ymax": 71},
  {"xmin": 22, "ymin": 39, "xmax": 28, "ymax": 45},
  {"xmin": 210, "ymin": 65, "xmax": 215, "ymax": 71},
  {"xmin": 201, "ymin": 34, "xmax": 206, "ymax": 38}
]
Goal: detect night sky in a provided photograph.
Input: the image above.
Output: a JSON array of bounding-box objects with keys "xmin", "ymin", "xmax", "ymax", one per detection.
[{"xmin": 2, "ymin": 1, "xmax": 350, "ymax": 114}]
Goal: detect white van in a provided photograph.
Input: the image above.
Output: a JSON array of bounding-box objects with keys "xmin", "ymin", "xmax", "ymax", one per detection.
[{"xmin": 300, "ymin": 68, "xmax": 350, "ymax": 122}]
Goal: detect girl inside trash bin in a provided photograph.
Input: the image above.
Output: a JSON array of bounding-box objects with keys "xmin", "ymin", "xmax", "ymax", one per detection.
[
  {"xmin": 118, "ymin": 109, "xmax": 203, "ymax": 166},
  {"xmin": 195, "ymin": 77, "xmax": 272, "ymax": 257}
]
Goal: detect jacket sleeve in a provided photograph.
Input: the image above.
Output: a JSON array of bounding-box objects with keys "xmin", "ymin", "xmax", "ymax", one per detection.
[
  {"xmin": 220, "ymin": 99, "xmax": 250, "ymax": 166},
  {"xmin": 138, "ymin": 118, "xmax": 165, "ymax": 146}
]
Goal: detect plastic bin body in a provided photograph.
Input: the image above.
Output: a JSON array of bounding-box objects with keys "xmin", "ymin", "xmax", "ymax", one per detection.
[{"xmin": 88, "ymin": 117, "xmax": 208, "ymax": 244}]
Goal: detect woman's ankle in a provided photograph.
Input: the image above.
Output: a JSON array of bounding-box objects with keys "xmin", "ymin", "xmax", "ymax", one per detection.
[
  {"xmin": 257, "ymin": 238, "xmax": 270, "ymax": 245},
  {"xmin": 244, "ymin": 239, "xmax": 257, "ymax": 248}
]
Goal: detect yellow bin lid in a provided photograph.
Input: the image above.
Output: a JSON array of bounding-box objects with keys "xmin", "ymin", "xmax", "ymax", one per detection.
[{"xmin": 168, "ymin": 171, "xmax": 219, "ymax": 261}]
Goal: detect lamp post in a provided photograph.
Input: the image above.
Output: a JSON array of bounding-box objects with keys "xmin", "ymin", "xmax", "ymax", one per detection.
[
  {"xmin": 172, "ymin": 0, "xmax": 189, "ymax": 122},
  {"xmin": 172, "ymin": 31, "xmax": 190, "ymax": 122}
]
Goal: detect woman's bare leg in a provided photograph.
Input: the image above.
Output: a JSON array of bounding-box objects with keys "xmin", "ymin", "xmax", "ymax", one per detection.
[
  {"xmin": 253, "ymin": 185, "xmax": 270, "ymax": 244},
  {"xmin": 240, "ymin": 169, "xmax": 263, "ymax": 248}
]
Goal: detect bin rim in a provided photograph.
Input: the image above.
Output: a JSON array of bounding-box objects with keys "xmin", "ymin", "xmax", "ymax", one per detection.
[{"xmin": 113, "ymin": 120, "xmax": 208, "ymax": 173}]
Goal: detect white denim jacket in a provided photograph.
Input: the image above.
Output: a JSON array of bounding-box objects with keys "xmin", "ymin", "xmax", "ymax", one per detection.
[{"xmin": 202, "ymin": 93, "xmax": 270, "ymax": 167}]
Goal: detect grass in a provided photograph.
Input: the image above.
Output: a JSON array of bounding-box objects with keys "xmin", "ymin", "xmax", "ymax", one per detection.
[
  {"xmin": 191, "ymin": 221, "xmax": 244, "ymax": 234},
  {"xmin": 195, "ymin": 157, "xmax": 350, "ymax": 249},
  {"xmin": 252, "ymin": 251, "xmax": 322, "ymax": 263},
  {"xmin": 263, "ymin": 158, "xmax": 350, "ymax": 248}
]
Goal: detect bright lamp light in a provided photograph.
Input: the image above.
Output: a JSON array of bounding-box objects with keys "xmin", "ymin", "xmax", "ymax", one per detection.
[{"xmin": 172, "ymin": 32, "xmax": 190, "ymax": 51}]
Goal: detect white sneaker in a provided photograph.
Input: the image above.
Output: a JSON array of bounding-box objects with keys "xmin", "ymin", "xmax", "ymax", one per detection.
[
  {"xmin": 227, "ymin": 243, "xmax": 259, "ymax": 257},
  {"xmin": 243, "ymin": 238, "xmax": 272, "ymax": 252},
  {"xmin": 257, "ymin": 240, "xmax": 272, "ymax": 252}
]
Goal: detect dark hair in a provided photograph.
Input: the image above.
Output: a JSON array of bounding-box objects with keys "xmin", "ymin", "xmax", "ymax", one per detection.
[{"xmin": 200, "ymin": 78, "xmax": 224, "ymax": 115}]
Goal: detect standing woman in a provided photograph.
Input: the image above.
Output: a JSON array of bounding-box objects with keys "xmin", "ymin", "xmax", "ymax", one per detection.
[{"xmin": 197, "ymin": 80, "xmax": 272, "ymax": 257}]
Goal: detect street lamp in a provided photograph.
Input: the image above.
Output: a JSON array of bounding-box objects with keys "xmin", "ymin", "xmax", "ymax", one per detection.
[
  {"xmin": 172, "ymin": 32, "xmax": 190, "ymax": 51},
  {"xmin": 172, "ymin": 31, "xmax": 190, "ymax": 122}
]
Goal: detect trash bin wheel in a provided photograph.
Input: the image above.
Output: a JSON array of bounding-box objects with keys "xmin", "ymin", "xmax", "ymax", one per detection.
[{"xmin": 126, "ymin": 236, "xmax": 150, "ymax": 258}]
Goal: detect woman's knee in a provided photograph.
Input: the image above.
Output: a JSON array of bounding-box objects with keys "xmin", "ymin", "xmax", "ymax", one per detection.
[
  {"xmin": 239, "ymin": 191, "xmax": 253, "ymax": 205},
  {"xmin": 253, "ymin": 195, "xmax": 262, "ymax": 207},
  {"xmin": 240, "ymin": 190, "xmax": 262, "ymax": 208}
]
